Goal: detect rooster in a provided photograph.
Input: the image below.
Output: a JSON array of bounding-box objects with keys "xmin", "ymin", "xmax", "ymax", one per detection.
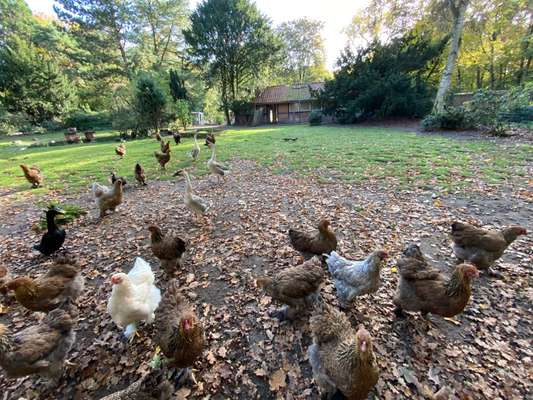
[
  {"xmin": 326, "ymin": 250, "xmax": 388, "ymax": 308},
  {"xmin": 309, "ymin": 305, "xmax": 379, "ymax": 400},
  {"xmin": 107, "ymin": 257, "xmax": 161, "ymax": 339},
  {"xmin": 20, "ymin": 164, "xmax": 43, "ymax": 188},
  {"xmin": 92, "ymin": 179, "xmax": 124, "ymax": 218}
]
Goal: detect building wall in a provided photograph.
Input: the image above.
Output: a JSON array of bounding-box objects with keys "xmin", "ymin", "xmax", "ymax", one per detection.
[{"xmin": 254, "ymin": 100, "xmax": 322, "ymax": 125}]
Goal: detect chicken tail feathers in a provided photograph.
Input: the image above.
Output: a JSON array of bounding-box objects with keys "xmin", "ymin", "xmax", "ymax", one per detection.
[
  {"xmin": 128, "ymin": 257, "xmax": 155, "ymax": 285},
  {"xmin": 325, "ymin": 251, "xmax": 344, "ymax": 275}
]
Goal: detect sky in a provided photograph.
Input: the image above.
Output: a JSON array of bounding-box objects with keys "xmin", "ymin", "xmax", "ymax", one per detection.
[{"xmin": 25, "ymin": 0, "xmax": 369, "ymax": 69}]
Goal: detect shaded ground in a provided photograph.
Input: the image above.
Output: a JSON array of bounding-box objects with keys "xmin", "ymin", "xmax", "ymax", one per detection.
[{"xmin": 0, "ymin": 160, "xmax": 531, "ymax": 400}]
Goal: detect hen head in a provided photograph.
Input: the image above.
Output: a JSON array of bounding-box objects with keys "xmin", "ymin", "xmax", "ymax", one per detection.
[
  {"xmin": 180, "ymin": 313, "xmax": 198, "ymax": 334},
  {"xmin": 110, "ymin": 273, "xmax": 128, "ymax": 285},
  {"xmin": 402, "ymin": 243, "xmax": 423, "ymax": 259},
  {"xmin": 502, "ymin": 226, "xmax": 527, "ymax": 243},
  {"xmin": 255, "ymin": 277, "xmax": 272, "ymax": 290},
  {"xmin": 457, "ymin": 264, "xmax": 479, "ymax": 280},
  {"xmin": 355, "ymin": 326, "xmax": 374, "ymax": 358},
  {"xmin": 0, "ymin": 266, "xmax": 8, "ymax": 279},
  {"xmin": 5, "ymin": 277, "xmax": 35, "ymax": 294},
  {"xmin": 374, "ymin": 250, "xmax": 389, "ymax": 261},
  {"xmin": 318, "ymin": 219, "xmax": 331, "ymax": 232}
]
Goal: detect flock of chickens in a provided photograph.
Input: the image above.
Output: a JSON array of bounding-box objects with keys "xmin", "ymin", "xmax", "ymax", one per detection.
[{"xmin": 3, "ymin": 132, "xmax": 528, "ymax": 400}]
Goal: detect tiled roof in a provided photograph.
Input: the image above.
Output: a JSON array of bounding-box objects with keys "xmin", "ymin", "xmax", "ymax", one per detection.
[{"xmin": 254, "ymin": 82, "xmax": 324, "ymax": 104}]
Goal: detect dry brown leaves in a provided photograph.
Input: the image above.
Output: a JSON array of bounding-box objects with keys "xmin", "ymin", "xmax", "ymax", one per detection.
[{"xmin": 0, "ymin": 160, "xmax": 531, "ymax": 399}]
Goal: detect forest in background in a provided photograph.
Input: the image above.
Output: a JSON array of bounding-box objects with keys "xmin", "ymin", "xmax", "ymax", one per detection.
[{"xmin": 0, "ymin": 0, "xmax": 530, "ymax": 132}]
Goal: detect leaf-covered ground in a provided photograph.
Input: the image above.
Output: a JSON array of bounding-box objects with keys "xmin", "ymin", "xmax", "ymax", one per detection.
[{"xmin": 0, "ymin": 157, "xmax": 531, "ymax": 400}]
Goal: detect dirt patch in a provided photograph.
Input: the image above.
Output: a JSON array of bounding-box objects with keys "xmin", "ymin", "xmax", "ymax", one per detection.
[{"xmin": 0, "ymin": 160, "xmax": 531, "ymax": 399}]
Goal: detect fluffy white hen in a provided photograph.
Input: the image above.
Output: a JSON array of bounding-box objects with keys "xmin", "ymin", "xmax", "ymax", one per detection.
[
  {"xmin": 107, "ymin": 257, "xmax": 161, "ymax": 338},
  {"xmin": 325, "ymin": 250, "xmax": 388, "ymax": 307}
]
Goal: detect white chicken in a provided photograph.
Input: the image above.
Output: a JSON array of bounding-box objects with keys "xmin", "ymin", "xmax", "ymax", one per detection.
[
  {"xmin": 207, "ymin": 144, "xmax": 229, "ymax": 183},
  {"xmin": 107, "ymin": 257, "xmax": 161, "ymax": 339},
  {"xmin": 183, "ymin": 171, "xmax": 209, "ymax": 220},
  {"xmin": 325, "ymin": 250, "xmax": 388, "ymax": 308}
]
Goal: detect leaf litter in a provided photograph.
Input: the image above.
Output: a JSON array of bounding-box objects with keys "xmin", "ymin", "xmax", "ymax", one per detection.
[{"xmin": 0, "ymin": 159, "xmax": 531, "ymax": 399}]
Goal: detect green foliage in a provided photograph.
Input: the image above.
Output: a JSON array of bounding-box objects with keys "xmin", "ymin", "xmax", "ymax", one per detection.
[
  {"xmin": 420, "ymin": 106, "xmax": 474, "ymax": 131},
  {"xmin": 134, "ymin": 75, "xmax": 167, "ymax": 133},
  {"xmin": 318, "ymin": 33, "xmax": 447, "ymax": 123},
  {"xmin": 169, "ymin": 69, "xmax": 188, "ymax": 101},
  {"xmin": 64, "ymin": 111, "xmax": 111, "ymax": 130},
  {"xmin": 231, "ymin": 100, "xmax": 254, "ymax": 125},
  {"xmin": 309, "ymin": 111, "xmax": 323, "ymax": 126},
  {"xmin": 37, "ymin": 202, "xmax": 87, "ymax": 231},
  {"xmin": 184, "ymin": 0, "xmax": 282, "ymax": 124},
  {"xmin": 0, "ymin": 36, "xmax": 76, "ymax": 124},
  {"xmin": 0, "ymin": 110, "xmax": 33, "ymax": 134},
  {"xmin": 276, "ymin": 18, "xmax": 330, "ymax": 84},
  {"xmin": 172, "ymin": 99, "xmax": 192, "ymax": 130}
]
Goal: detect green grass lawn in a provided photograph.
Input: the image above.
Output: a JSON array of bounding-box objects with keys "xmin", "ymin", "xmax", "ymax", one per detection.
[{"xmin": 1, "ymin": 125, "xmax": 531, "ymax": 198}]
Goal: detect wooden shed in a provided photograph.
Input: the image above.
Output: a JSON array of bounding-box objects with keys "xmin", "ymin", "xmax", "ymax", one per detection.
[{"xmin": 253, "ymin": 83, "xmax": 324, "ymax": 124}]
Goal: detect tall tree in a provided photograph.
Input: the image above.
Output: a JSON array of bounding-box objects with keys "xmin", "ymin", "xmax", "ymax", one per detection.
[
  {"xmin": 132, "ymin": 0, "xmax": 189, "ymax": 70},
  {"xmin": 277, "ymin": 18, "xmax": 329, "ymax": 83},
  {"xmin": 433, "ymin": 0, "xmax": 468, "ymax": 113},
  {"xmin": 184, "ymin": 0, "xmax": 282, "ymax": 125},
  {"xmin": 54, "ymin": 0, "xmax": 135, "ymax": 79}
]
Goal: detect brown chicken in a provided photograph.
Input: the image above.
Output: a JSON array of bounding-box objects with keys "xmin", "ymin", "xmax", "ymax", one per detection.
[
  {"xmin": 450, "ymin": 221, "xmax": 527, "ymax": 273},
  {"xmin": 173, "ymin": 132, "xmax": 181, "ymax": 145},
  {"xmin": 0, "ymin": 265, "xmax": 11, "ymax": 297},
  {"xmin": 3, "ymin": 256, "xmax": 84, "ymax": 312},
  {"xmin": 92, "ymin": 179, "xmax": 124, "ymax": 218},
  {"xmin": 135, "ymin": 163, "xmax": 147, "ymax": 186},
  {"xmin": 154, "ymin": 145, "xmax": 171, "ymax": 170},
  {"xmin": 289, "ymin": 219, "xmax": 337, "ymax": 256},
  {"xmin": 0, "ymin": 304, "xmax": 77, "ymax": 379},
  {"xmin": 154, "ymin": 280, "xmax": 205, "ymax": 385},
  {"xmin": 256, "ymin": 256, "xmax": 324, "ymax": 321},
  {"xmin": 148, "ymin": 225, "xmax": 187, "ymax": 274},
  {"xmin": 309, "ymin": 304, "xmax": 378, "ymax": 400},
  {"xmin": 20, "ymin": 164, "xmax": 43, "ymax": 188},
  {"xmin": 205, "ymin": 133, "xmax": 215, "ymax": 147},
  {"xmin": 393, "ymin": 244, "xmax": 479, "ymax": 318},
  {"xmin": 115, "ymin": 143, "xmax": 126, "ymax": 157}
]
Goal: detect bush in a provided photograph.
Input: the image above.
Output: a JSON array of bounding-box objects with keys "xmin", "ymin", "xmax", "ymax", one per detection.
[
  {"xmin": 134, "ymin": 75, "xmax": 167, "ymax": 133},
  {"xmin": 64, "ymin": 111, "xmax": 112, "ymax": 130},
  {"xmin": 421, "ymin": 106, "xmax": 474, "ymax": 131},
  {"xmin": 309, "ymin": 111, "xmax": 322, "ymax": 126},
  {"xmin": 317, "ymin": 33, "xmax": 447, "ymax": 123},
  {"xmin": 0, "ymin": 111, "xmax": 33, "ymax": 134}
]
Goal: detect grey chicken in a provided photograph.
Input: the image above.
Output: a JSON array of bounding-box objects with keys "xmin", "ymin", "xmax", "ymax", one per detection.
[{"xmin": 326, "ymin": 250, "xmax": 388, "ymax": 308}]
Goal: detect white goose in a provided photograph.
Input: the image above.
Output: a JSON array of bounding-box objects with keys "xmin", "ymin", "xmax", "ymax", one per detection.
[
  {"xmin": 183, "ymin": 171, "xmax": 208, "ymax": 220},
  {"xmin": 207, "ymin": 144, "xmax": 229, "ymax": 183},
  {"xmin": 190, "ymin": 134, "xmax": 200, "ymax": 161}
]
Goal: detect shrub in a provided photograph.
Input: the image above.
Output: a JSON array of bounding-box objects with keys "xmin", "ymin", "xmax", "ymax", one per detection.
[
  {"xmin": 309, "ymin": 111, "xmax": 322, "ymax": 126},
  {"xmin": 316, "ymin": 33, "xmax": 447, "ymax": 123},
  {"xmin": 64, "ymin": 111, "xmax": 111, "ymax": 130},
  {"xmin": 421, "ymin": 106, "xmax": 474, "ymax": 131},
  {"xmin": 134, "ymin": 75, "xmax": 167, "ymax": 133},
  {"xmin": 0, "ymin": 111, "xmax": 33, "ymax": 134}
]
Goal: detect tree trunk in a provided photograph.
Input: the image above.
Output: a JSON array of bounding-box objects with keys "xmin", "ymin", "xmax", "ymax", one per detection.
[
  {"xmin": 476, "ymin": 66, "xmax": 482, "ymax": 89},
  {"xmin": 433, "ymin": 0, "xmax": 468, "ymax": 113},
  {"xmin": 221, "ymin": 76, "xmax": 231, "ymax": 125}
]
